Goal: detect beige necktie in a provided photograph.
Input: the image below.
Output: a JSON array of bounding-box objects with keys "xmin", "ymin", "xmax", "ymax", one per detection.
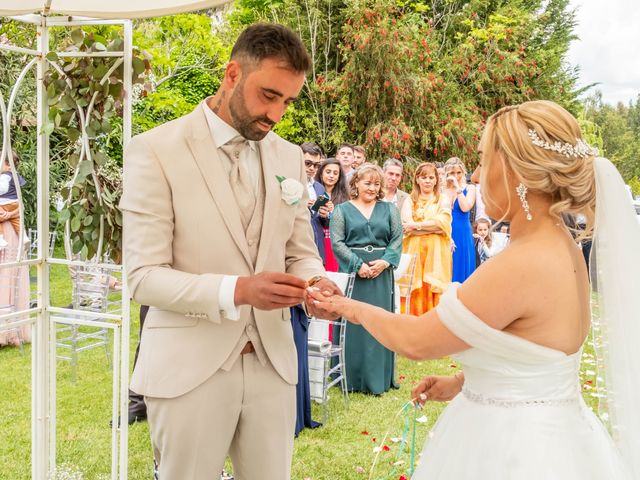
[{"xmin": 220, "ymin": 136, "xmax": 255, "ymax": 230}]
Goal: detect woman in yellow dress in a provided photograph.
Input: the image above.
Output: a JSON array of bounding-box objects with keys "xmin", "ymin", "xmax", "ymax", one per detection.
[{"xmin": 400, "ymin": 162, "xmax": 452, "ymax": 315}]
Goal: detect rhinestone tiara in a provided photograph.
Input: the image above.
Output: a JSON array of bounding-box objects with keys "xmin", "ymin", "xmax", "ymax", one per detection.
[{"xmin": 527, "ymin": 129, "xmax": 599, "ymax": 159}]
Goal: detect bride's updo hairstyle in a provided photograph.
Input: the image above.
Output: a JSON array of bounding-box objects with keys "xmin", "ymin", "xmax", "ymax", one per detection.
[{"xmin": 481, "ymin": 100, "xmax": 597, "ymax": 239}]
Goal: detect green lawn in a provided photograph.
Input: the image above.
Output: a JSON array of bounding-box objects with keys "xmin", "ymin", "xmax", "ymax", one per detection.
[{"xmin": 0, "ymin": 269, "xmax": 602, "ymax": 480}]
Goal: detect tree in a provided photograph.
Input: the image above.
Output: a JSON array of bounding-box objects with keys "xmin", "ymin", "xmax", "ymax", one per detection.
[
  {"xmin": 582, "ymin": 91, "xmax": 640, "ymax": 195},
  {"xmin": 229, "ymin": 0, "xmax": 582, "ymax": 167},
  {"xmin": 132, "ymin": 14, "xmax": 230, "ymax": 134}
]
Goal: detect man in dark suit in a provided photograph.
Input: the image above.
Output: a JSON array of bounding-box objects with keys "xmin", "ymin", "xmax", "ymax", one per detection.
[
  {"xmin": 301, "ymin": 142, "xmax": 330, "ymax": 263},
  {"xmin": 291, "ymin": 141, "xmax": 329, "ymax": 435}
]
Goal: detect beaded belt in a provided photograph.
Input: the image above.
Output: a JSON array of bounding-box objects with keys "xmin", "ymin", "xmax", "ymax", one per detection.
[
  {"xmin": 352, "ymin": 245, "xmax": 385, "ymax": 252},
  {"xmin": 462, "ymin": 388, "xmax": 579, "ymax": 408}
]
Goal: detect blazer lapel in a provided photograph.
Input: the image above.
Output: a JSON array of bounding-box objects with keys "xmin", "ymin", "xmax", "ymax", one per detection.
[
  {"xmin": 185, "ymin": 107, "xmax": 253, "ymax": 270},
  {"xmin": 255, "ymin": 134, "xmax": 282, "ymax": 272}
]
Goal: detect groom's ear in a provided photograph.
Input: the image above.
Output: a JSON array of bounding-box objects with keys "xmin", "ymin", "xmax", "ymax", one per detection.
[{"xmin": 223, "ymin": 60, "xmax": 243, "ymax": 89}]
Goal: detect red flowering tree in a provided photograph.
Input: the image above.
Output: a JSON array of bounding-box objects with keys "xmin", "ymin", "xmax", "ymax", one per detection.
[{"xmin": 332, "ymin": 0, "xmax": 579, "ymax": 168}]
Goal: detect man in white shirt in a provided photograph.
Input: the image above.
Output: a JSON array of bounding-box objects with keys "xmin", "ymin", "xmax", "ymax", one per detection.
[
  {"xmin": 336, "ymin": 142, "xmax": 355, "ymax": 177},
  {"xmin": 353, "ymin": 145, "xmax": 367, "ymax": 169},
  {"xmin": 382, "ymin": 158, "xmax": 409, "ymax": 212},
  {"xmin": 121, "ymin": 24, "xmax": 340, "ymax": 480}
]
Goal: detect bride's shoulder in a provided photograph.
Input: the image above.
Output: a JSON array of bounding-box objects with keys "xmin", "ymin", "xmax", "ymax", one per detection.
[{"xmin": 458, "ymin": 244, "xmax": 551, "ymax": 330}]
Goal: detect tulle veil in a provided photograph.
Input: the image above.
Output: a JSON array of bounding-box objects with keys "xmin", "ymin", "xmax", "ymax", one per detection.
[{"xmin": 590, "ymin": 156, "xmax": 640, "ymax": 478}]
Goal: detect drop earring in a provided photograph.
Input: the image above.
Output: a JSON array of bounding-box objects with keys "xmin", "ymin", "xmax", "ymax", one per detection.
[{"xmin": 516, "ymin": 183, "xmax": 532, "ymax": 221}]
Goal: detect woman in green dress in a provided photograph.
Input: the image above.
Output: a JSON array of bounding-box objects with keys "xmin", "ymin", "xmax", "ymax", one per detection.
[{"xmin": 330, "ymin": 164, "xmax": 403, "ymax": 394}]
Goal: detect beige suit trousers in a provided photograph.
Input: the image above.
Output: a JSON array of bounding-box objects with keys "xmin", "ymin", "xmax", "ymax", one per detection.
[{"xmin": 146, "ymin": 352, "xmax": 296, "ymax": 480}]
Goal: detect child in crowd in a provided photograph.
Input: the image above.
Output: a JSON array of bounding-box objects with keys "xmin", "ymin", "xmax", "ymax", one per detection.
[{"xmin": 473, "ymin": 217, "xmax": 493, "ymax": 266}]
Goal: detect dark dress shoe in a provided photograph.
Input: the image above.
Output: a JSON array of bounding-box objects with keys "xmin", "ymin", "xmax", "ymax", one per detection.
[
  {"xmin": 128, "ymin": 411, "xmax": 147, "ymax": 425},
  {"xmin": 108, "ymin": 411, "xmax": 147, "ymax": 428}
]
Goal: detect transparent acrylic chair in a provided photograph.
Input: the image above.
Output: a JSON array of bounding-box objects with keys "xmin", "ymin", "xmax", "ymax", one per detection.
[
  {"xmin": 307, "ymin": 271, "xmax": 355, "ymax": 424},
  {"xmin": 27, "ymin": 228, "xmax": 57, "ymax": 258},
  {"xmin": 394, "ymin": 253, "xmax": 417, "ymax": 314},
  {"xmin": 56, "ymin": 264, "xmax": 117, "ymax": 382}
]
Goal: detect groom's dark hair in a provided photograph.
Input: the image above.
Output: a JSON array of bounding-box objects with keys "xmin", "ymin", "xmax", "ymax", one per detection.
[{"xmin": 231, "ymin": 23, "xmax": 311, "ymax": 73}]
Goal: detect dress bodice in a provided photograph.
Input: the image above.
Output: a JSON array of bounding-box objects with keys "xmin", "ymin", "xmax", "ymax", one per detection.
[
  {"xmin": 452, "ymin": 187, "xmax": 470, "ymax": 220},
  {"xmin": 438, "ymin": 284, "xmax": 582, "ymax": 404},
  {"xmin": 413, "ymin": 283, "xmax": 632, "ymax": 479}
]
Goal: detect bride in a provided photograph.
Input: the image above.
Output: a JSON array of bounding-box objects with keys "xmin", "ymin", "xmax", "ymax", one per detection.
[{"xmin": 309, "ymin": 100, "xmax": 640, "ymax": 478}]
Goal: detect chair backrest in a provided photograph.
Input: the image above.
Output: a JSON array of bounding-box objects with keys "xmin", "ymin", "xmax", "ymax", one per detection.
[
  {"xmin": 28, "ymin": 229, "xmax": 57, "ymax": 258},
  {"xmin": 325, "ymin": 271, "xmax": 355, "ymax": 300},
  {"xmin": 72, "ymin": 265, "xmax": 110, "ymax": 313},
  {"xmin": 394, "ymin": 253, "xmax": 417, "ymax": 314},
  {"xmin": 308, "ymin": 272, "xmax": 355, "ymax": 351},
  {"xmin": 396, "ymin": 253, "xmax": 414, "ymax": 277}
]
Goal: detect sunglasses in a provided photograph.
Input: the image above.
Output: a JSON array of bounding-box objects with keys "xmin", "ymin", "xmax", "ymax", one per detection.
[{"xmin": 304, "ymin": 160, "xmax": 322, "ymax": 168}]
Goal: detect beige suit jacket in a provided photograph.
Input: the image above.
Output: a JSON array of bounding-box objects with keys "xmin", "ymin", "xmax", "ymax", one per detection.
[
  {"xmin": 121, "ymin": 105, "xmax": 324, "ymax": 399},
  {"xmin": 396, "ymin": 189, "xmax": 409, "ymax": 213}
]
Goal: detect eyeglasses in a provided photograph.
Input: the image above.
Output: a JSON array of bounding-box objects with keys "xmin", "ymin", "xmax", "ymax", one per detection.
[{"xmin": 304, "ymin": 160, "xmax": 322, "ymax": 168}]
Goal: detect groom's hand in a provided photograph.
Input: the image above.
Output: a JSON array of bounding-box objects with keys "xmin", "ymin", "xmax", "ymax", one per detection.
[
  {"xmin": 304, "ymin": 277, "xmax": 343, "ymax": 319},
  {"xmin": 235, "ymin": 272, "xmax": 307, "ymax": 310}
]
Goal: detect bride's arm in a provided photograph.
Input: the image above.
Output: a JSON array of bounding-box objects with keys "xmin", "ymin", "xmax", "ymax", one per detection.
[
  {"xmin": 311, "ymin": 296, "xmax": 469, "ymax": 360},
  {"xmin": 310, "ymin": 246, "xmax": 530, "ymax": 360}
]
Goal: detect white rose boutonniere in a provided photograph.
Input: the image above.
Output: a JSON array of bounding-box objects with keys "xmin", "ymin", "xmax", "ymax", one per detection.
[{"xmin": 276, "ymin": 175, "xmax": 304, "ymax": 205}]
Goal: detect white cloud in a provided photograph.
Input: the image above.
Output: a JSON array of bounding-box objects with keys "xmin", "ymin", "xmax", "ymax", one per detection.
[{"xmin": 567, "ymin": 0, "xmax": 640, "ymax": 105}]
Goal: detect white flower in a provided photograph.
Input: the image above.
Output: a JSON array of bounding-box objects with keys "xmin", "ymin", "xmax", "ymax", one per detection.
[{"xmin": 278, "ymin": 177, "xmax": 304, "ymax": 205}]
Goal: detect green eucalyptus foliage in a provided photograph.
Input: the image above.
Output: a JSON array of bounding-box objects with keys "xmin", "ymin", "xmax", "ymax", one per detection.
[{"xmin": 43, "ymin": 27, "xmax": 149, "ymax": 261}]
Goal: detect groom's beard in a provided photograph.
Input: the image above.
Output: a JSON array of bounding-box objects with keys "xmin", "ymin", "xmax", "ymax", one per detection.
[{"xmin": 228, "ymin": 79, "xmax": 275, "ymax": 141}]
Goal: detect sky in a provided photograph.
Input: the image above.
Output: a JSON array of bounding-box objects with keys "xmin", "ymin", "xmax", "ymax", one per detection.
[{"xmin": 567, "ymin": 0, "xmax": 640, "ymax": 105}]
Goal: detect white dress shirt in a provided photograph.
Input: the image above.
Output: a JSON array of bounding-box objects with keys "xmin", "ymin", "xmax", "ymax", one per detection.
[
  {"xmin": 307, "ymin": 179, "xmax": 318, "ymax": 201},
  {"xmin": 201, "ymin": 100, "xmax": 260, "ymax": 321}
]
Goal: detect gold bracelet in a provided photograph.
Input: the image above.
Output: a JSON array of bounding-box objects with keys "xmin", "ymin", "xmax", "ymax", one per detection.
[{"xmin": 307, "ymin": 275, "xmax": 325, "ymax": 287}]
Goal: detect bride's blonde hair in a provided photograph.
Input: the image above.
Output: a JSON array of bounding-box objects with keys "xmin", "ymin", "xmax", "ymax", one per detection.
[{"xmin": 480, "ymin": 100, "xmax": 596, "ymax": 239}]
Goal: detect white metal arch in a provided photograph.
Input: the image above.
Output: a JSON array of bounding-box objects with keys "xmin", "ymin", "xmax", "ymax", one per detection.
[{"xmin": 1, "ymin": 3, "xmax": 233, "ymax": 477}]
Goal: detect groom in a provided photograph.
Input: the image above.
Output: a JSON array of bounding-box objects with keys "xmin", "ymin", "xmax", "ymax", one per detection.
[{"xmin": 121, "ymin": 23, "xmax": 339, "ymax": 480}]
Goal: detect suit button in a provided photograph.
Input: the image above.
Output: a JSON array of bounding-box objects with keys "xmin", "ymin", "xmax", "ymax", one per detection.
[
  {"xmin": 248, "ymin": 239, "xmax": 255, "ymax": 246},
  {"xmin": 247, "ymin": 325, "xmax": 254, "ymax": 333}
]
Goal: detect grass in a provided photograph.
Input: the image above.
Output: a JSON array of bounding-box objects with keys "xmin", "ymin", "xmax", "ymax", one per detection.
[{"xmin": 0, "ymin": 267, "xmax": 603, "ymax": 480}]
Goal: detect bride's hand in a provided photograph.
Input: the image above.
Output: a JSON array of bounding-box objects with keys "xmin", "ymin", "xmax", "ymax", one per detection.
[
  {"xmin": 411, "ymin": 373, "xmax": 464, "ymax": 405},
  {"xmin": 306, "ymin": 288, "xmax": 360, "ymax": 324}
]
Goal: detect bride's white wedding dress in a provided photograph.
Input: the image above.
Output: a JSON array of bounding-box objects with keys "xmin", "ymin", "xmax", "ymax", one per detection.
[{"xmin": 412, "ymin": 283, "xmax": 632, "ymax": 479}]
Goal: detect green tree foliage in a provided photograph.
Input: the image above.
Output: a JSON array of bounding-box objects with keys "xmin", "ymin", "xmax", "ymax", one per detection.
[
  {"xmin": 339, "ymin": 0, "xmax": 580, "ymax": 165},
  {"xmin": 229, "ymin": 0, "xmax": 350, "ymax": 149},
  {"xmin": 132, "ymin": 14, "xmax": 230, "ymax": 134},
  {"xmin": 583, "ymin": 92, "xmax": 640, "ymax": 195},
  {"xmin": 231, "ymin": 0, "xmax": 580, "ymax": 165}
]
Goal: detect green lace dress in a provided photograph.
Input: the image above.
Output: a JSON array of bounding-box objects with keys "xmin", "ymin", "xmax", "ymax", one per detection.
[{"xmin": 330, "ymin": 201, "xmax": 403, "ymax": 394}]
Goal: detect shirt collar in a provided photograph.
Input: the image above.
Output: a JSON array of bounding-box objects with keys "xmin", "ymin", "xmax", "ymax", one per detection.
[{"xmin": 202, "ymin": 98, "xmax": 257, "ymax": 152}]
